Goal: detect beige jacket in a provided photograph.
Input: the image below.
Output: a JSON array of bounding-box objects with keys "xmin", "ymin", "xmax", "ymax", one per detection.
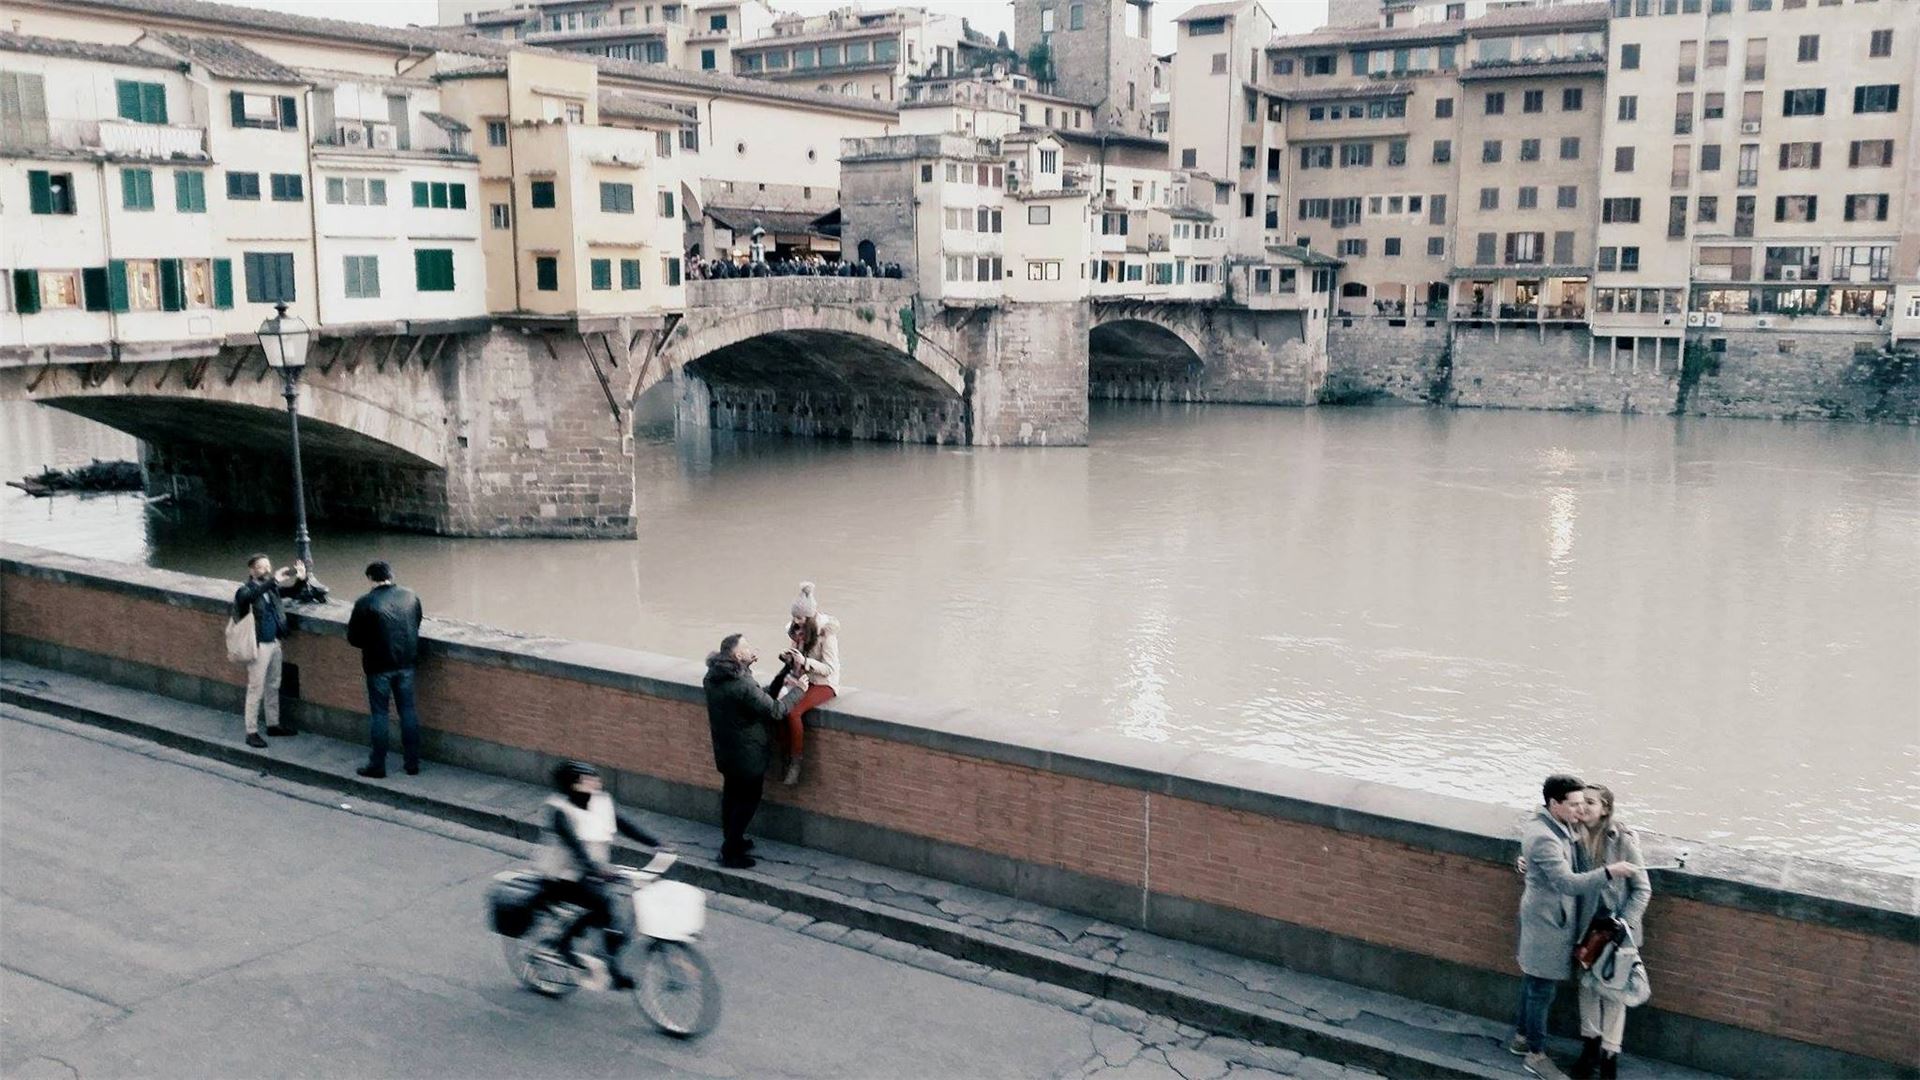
[{"xmin": 793, "ymin": 614, "xmax": 841, "ymax": 692}]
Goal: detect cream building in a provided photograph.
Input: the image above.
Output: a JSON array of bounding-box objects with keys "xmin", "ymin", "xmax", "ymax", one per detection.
[{"xmin": 729, "ymin": 6, "xmax": 965, "ymax": 104}]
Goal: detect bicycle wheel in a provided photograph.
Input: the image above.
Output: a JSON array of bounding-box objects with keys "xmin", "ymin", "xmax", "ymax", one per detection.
[
  {"xmin": 635, "ymin": 940, "xmax": 721, "ymax": 1038},
  {"xmin": 504, "ymin": 909, "xmax": 582, "ymax": 998}
]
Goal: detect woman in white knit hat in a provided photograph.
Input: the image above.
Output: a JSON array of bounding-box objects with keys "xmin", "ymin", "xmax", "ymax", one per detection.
[{"xmin": 775, "ymin": 581, "xmax": 840, "ymax": 785}]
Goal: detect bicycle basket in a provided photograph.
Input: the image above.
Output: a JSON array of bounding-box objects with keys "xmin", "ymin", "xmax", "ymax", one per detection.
[{"xmin": 489, "ymin": 870, "xmax": 546, "ymax": 938}]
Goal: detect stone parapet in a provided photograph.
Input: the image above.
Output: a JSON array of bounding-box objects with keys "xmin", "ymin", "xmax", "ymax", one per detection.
[{"xmin": 3, "ymin": 542, "xmax": 1913, "ymax": 1079}]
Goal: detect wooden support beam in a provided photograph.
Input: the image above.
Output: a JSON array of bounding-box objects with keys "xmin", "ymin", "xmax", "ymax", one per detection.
[
  {"xmin": 398, "ymin": 334, "xmax": 427, "ymax": 371},
  {"xmin": 422, "ymin": 334, "xmax": 451, "ymax": 371},
  {"xmin": 223, "ymin": 346, "xmax": 254, "ymax": 386}
]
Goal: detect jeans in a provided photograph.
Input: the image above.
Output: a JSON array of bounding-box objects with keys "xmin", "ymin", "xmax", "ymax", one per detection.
[
  {"xmin": 242, "ymin": 641, "xmax": 283, "ymax": 735},
  {"xmin": 366, "ymin": 667, "xmax": 420, "ymax": 771},
  {"xmin": 719, "ymin": 771, "xmax": 764, "ymax": 857},
  {"xmin": 1515, "ymin": 974, "xmax": 1560, "ymax": 1054}
]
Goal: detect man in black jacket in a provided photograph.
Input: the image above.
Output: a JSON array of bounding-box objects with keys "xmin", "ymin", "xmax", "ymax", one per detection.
[
  {"xmin": 234, "ymin": 554, "xmax": 306, "ymax": 748},
  {"xmin": 703, "ymin": 633, "xmax": 786, "ymax": 868},
  {"xmin": 347, "ymin": 561, "xmax": 425, "ymax": 779}
]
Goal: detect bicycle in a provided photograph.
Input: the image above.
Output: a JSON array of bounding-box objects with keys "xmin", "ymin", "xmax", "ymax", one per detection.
[{"xmin": 491, "ymin": 852, "xmax": 721, "ymax": 1038}]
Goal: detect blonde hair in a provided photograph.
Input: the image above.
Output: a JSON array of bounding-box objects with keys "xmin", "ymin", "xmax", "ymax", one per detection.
[{"xmin": 1582, "ymin": 783, "xmax": 1616, "ymax": 864}]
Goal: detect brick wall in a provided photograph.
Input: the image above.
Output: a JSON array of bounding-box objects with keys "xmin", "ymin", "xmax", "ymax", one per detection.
[
  {"xmin": 695, "ymin": 383, "xmax": 969, "ymax": 444},
  {"xmin": 1684, "ymin": 331, "xmax": 1920, "ymax": 424},
  {"xmin": 3, "ymin": 551, "xmax": 1914, "ymax": 1077},
  {"xmin": 968, "ymin": 301, "xmax": 1090, "ymax": 446},
  {"xmin": 1326, "ymin": 318, "xmax": 1451, "ymax": 404}
]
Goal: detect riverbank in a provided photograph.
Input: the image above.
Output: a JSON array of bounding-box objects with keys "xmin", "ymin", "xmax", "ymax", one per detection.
[{"xmin": 2, "ymin": 542, "xmax": 1912, "ymax": 1078}]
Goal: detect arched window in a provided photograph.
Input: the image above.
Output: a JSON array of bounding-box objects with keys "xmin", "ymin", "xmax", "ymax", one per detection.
[{"xmin": 857, "ymin": 239, "xmax": 877, "ymax": 267}]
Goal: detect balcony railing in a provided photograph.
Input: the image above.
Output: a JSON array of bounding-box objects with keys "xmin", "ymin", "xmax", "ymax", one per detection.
[
  {"xmin": 1, "ymin": 118, "xmax": 207, "ymax": 159},
  {"xmin": 1452, "ymin": 302, "xmax": 1588, "ymax": 322}
]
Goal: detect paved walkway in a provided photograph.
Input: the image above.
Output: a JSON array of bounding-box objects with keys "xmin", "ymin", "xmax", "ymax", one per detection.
[{"xmin": 0, "ymin": 660, "xmax": 1718, "ymax": 1079}]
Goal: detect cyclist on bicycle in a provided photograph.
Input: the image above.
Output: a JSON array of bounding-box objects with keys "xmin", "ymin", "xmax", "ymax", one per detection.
[{"xmin": 538, "ymin": 761, "xmax": 662, "ymax": 990}]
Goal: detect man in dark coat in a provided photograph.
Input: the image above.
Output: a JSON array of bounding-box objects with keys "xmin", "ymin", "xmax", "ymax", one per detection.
[
  {"xmin": 347, "ymin": 560, "xmax": 425, "ymax": 779},
  {"xmin": 703, "ymin": 633, "xmax": 785, "ymax": 868}
]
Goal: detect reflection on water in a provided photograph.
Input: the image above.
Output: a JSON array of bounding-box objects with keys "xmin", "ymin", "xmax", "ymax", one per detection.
[{"xmin": 4, "ymin": 399, "xmax": 1917, "ymax": 874}]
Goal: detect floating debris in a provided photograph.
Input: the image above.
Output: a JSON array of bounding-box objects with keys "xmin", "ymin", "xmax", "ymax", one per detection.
[{"xmin": 8, "ymin": 459, "xmax": 142, "ymax": 497}]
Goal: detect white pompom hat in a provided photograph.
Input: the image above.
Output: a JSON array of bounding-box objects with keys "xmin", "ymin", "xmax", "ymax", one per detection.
[{"xmin": 790, "ymin": 581, "xmax": 819, "ymax": 620}]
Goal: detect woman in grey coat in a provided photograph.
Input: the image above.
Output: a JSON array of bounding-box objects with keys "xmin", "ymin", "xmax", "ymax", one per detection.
[{"xmin": 1572, "ymin": 785, "xmax": 1651, "ymax": 1080}]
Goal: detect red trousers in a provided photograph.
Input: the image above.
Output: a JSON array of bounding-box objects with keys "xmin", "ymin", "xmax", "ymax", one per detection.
[{"xmin": 785, "ymin": 683, "xmax": 835, "ymax": 756}]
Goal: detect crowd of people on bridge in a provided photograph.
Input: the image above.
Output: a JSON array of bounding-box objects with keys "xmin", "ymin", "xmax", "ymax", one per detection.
[
  {"xmin": 687, "ymin": 254, "xmax": 904, "ymax": 281},
  {"xmin": 227, "ymin": 557, "xmax": 1659, "ymax": 1076}
]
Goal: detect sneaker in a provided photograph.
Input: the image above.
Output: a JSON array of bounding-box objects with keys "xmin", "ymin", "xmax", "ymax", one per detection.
[
  {"xmin": 404, "ymin": 764, "xmax": 420, "ymax": 776},
  {"xmin": 1525, "ymin": 1052, "xmax": 1568, "ymax": 1080},
  {"xmin": 719, "ymin": 852, "xmax": 757, "ymax": 869},
  {"xmin": 265, "ymin": 725, "xmax": 297, "ymax": 737},
  {"xmin": 245, "ymin": 733, "xmax": 268, "ymax": 749},
  {"xmin": 356, "ymin": 765, "xmax": 387, "ymax": 779},
  {"xmin": 1507, "ymin": 1033, "xmax": 1531, "ymax": 1057}
]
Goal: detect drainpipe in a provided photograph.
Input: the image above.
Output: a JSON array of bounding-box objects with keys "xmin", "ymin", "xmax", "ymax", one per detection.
[
  {"xmin": 505, "ymin": 114, "xmax": 523, "ymax": 310},
  {"xmin": 302, "ymin": 85, "xmax": 327, "ymax": 332},
  {"xmin": 94, "ymin": 159, "xmax": 122, "ymax": 353}
]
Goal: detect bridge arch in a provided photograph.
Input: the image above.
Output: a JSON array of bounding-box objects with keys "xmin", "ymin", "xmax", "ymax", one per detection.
[
  {"xmin": 1087, "ymin": 306, "xmax": 1208, "ymax": 401},
  {"xmin": 644, "ymin": 299, "xmax": 963, "ymax": 403}
]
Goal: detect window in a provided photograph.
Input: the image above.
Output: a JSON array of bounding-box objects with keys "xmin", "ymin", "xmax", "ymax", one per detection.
[
  {"xmin": 1869, "ymin": 30, "xmax": 1893, "ymax": 58},
  {"xmin": 1428, "ymin": 236, "xmax": 1446, "ymax": 256},
  {"xmin": 1698, "ymin": 196, "xmax": 1718, "ymax": 222},
  {"xmin": 1336, "ymin": 238, "xmax": 1366, "ymax": 257},
  {"xmin": 1388, "ymin": 139, "xmax": 1407, "ymax": 166},
  {"xmin": 1598, "ymin": 247, "xmax": 1618, "ymax": 271},
  {"xmin": 1618, "ymin": 95, "xmax": 1638, "ymax": 121},
  {"xmin": 121, "ymin": 259, "xmax": 161, "ymax": 310},
  {"xmin": 1853, "ymin": 85, "xmax": 1900, "ymax": 113},
  {"xmin": 1043, "ymin": 7, "xmax": 1058, "ymax": 32},
  {"xmin": 1522, "ymin": 89, "xmax": 1544, "ymax": 114},
  {"xmin": 230, "ymin": 91, "xmax": 296, "ymax": 131},
  {"xmin": 486, "ymin": 120, "xmax": 507, "ymax": 147},
  {"xmin": 1435, "ymin": 97, "xmax": 1454, "ymax": 118},
  {"xmin": 1432, "ymin": 139, "xmax": 1452, "ymax": 164},
  {"xmin": 1615, "ymin": 146, "xmax": 1635, "ymax": 172},
  {"xmin": 1341, "ymin": 142, "xmax": 1373, "ymax": 167},
  {"xmin": 1557, "ymin": 185, "xmax": 1578, "ymax": 209},
  {"xmin": 1475, "ymin": 232, "xmax": 1496, "ymax": 264},
  {"xmin": 1300, "ymin": 145, "xmax": 1333, "ymax": 168},
  {"xmin": 226, "ymin": 171, "xmax": 261, "ymax": 200},
  {"xmin": 1850, "ymin": 139, "xmax": 1895, "ymax": 167},
  {"xmin": 1039, "ymin": 149, "xmax": 1059, "ymax": 172},
  {"xmin": 589, "ymin": 258, "xmax": 612, "ymax": 291},
  {"xmin": 1484, "ymin": 91, "xmax": 1505, "ymax": 115},
  {"xmin": 1563, "ymin": 87, "xmax": 1583, "ymax": 112},
  {"xmin": 342, "ymin": 255, "xmax": 380, "ymax": 299},
  {"xmin": 1518, "ymin": 186, "xmax": 1538, "ymax": 209},
  {"xmin": 1180, "ymin": 148, "xmax": 1197, "ymax": 168},
  {"xmin": 1706, "ymin": 40, "xmax": 1728, "ymax": 68},
  {"xmin": 1774, "ymin": 194, "xmax": 1817, "ymax": 222},
  {"xmin": 1520, "ymin": 138, "xmax": 1541, "ymax": 162},
  {"xmin": 534, "ymin": 256, "xmax": 558, "ymax": 291},
  {"xmin": 242, "ymin": 252, "xmax": 296, "ymax": 303},
  {"xmin": 1602, "ymin": 197, "xmax": 1641, "ymax": 223},
  {"xmin": 1553, "ymin": 231, "xmax": 1574, "ymax": 264},
  {"xmin": 26, "ymin": 171, "xmax": 77, "ymax": 216},
  {"xmin": 620, "ymin": 259, "xmax": 641, "ymax": 290},
  {"xmin": 1480, "ymin": 187, "xmax": 1499, "ymax": 210},
  {"xmin": 1504, "ymin": 232, "xmax": 1543, "ymax": 264},
  {"xmin": 1702, "ymin": 144, "xmax": 1722, "ymax": 171},
  {"xmin": 1620, "ymin": 43, "xmax": 1641, "ymax": 69},
  {"xmin": 1703, "ymin": 93, "xmax": 1724, "ymax": 120},
  {"xmin": 269, "ymin": 173, "xmax": 303, "ymax": 202},
  {"xmin": 530, "ymin": 181, "xmax": 556, "ymax": 208},
  {"xmin": 599, "ymin": 182, "xmax": 634, "ymax": 213},
  {"xmin": 1305, "ymin": 54, "xmax": 1334, "ymax": 75},
  {"xmin": 1620, "ymin": 247, "xmax": 1640, "ymax": 272},
  {"xmin": 1669, "ymin": 196, "xmax": 1689, "ymax": 238},
  {"xmin": 846, "ymin": 41, "xmax": 869, "ymax": 63},
  {"xmin": 1796, "ymin": 34, "xmax": 1818, "ymax": 62},
  {"xmin": 1069, "ymin": 3, "xmax": 1085, "ymax": 29},
  {"xmin": 1783, "ymin": 88, "xmax": 1826, "ymax": 116},
  {"xmin": 664, "ymin": 257, "xmax": 682, "ymax": 287},
  {"xmin": 1026, "ymin": 261, "xmax": 1062, "ymax": 281},
  {"xmin": 490, "ymin": 203, "xmax": 510, "ymax": 229},
  {"xmin": 1843, "ymin": 194, "xmax": 1889, "ymax": 222},
  {"xmin": 1560, "ymin": 136, "xmax": 1581, "ymax": 160},
  {"xmin": 120, "ymin": 168, "xmax": 154, "ymax": 211},
  {"xmin": 115, "ymin": 80, "xmax": 168, "ymax": 124},
  {"xmin": 1738, "ymin": 143, "xmax": 1760, "ymax": 186},
  {"xmin": 175, "ymin": 170, "xmax": 206, "ymax": 213},
  {"xmin": 1735, "ymin": 195, "xmax": 1755, "ymax": 237},
  {"xmin": 1744, "ymin": 39, "xmax": 1766, "ymax": 81},
  {"xmin": 1779, "ymin": 142, "xmax": 1821, "ymax": 169},
  {"xmin": 701, "ymin": 49, "xmax": 716, "ymax": 70},
  {"xmin": 1482, "ymin": 140, "xmax": 1502, "ymax": 163}
]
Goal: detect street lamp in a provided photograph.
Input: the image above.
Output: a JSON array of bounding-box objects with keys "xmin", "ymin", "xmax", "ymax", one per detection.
[{"xmin": 257, "ymin": 302, "xmax": 317, "ymax": 592}]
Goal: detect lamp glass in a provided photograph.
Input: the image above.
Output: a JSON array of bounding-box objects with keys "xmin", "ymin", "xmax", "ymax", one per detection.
[{"xmin": 258, "ymin": 305, "xmax": 311, "ymax": 370}]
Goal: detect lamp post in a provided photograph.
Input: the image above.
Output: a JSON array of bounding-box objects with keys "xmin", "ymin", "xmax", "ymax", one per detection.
[{"xmin": 257, "ymin": 302, "xmax": 315, "ymax": 581}]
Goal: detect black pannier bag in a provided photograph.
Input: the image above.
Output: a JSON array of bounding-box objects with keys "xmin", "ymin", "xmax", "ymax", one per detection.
[{"xmin": 489, "ymin": 870, "xmax": 545, "ymax": 938}]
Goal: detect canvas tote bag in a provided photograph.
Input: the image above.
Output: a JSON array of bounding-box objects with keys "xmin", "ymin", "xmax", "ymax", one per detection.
[{"xmin": 226, "ymin": 608, "xmax": 258, "ymax": 665}]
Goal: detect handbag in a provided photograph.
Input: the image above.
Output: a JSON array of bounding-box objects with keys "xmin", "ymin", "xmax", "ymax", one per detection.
[
  {"xmin": 226, "ymin": 609, "xmax": 258, "ymax": 665},
  {"xmin": 1586, "ymin": 925, "xmax": 1653, "ymax": 1007},
  {"xmin": 1573, "ymin": 908, "xmax": 1624, "ymax": 970}
]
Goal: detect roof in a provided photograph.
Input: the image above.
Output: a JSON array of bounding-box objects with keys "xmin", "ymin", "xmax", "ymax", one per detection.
[
  {"xmin": 1054, "ymin": 127, "xmax": 1170, "ymax": 152},
  {"xmin": 1467, "ymin": 2, "xmax": 1609, "ymax": 32},
  {"xmin": 1265, "ymin": 244, "xmax": 1342, "ymax": 267},
  {"xmin": 419, "ymin": 110, "xmax": 469, "ymax": 133},
  {"xmin": 152, "ymin": 31, "xmax": 304, "ymax": 83},
  {"xmin": 466, "ymin": 9, "xmax": 533, "ymax": 25},
  {"xmin": 1174, "ymin": 1, "xmax": 1252, "ymax": 23},
  {"xmin": 597, "ymin": 89, "xmax": 693, "ymax": 126},
  {"xmin": 735, "ymin": 23, "xmax": 905, "ymax": 50},
  {"xmin": 1168, "ymin": 204, "xmax": 1215, "ymax": 221},
  {"xmin": 41, "ymin": 0, "xmax": 898, "ymax": 118},
  {"xmin": 1269, "ymin": 2, "xmax": 1608, "ymax": 51},
  {"xmin": 704, "ymin": 206, "xmax": 833, "ymax": 236},
  {"xmin": 1457, "ymin": 58, "xmax": 1607, "ymax": 81},
  {"xmin": 0, "ymin": 30, "xmax": 184, "ymax": 70},
  {"xmin": 1278, "ymin": 80, "xmax": 1413, "ymax": 103},
  {"xmin": 434, "ymin": 60, "xmax": 509, "ymax": 80}
]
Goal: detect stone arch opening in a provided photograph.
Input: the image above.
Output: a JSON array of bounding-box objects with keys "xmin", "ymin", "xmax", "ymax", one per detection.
[
  {"xmin": 672, "ymin": 328, "xmax": 968, "ymax": 444},
  {"xmin": 1088, "ymin": 317, "xmax": 1205, "ymax": 403}
]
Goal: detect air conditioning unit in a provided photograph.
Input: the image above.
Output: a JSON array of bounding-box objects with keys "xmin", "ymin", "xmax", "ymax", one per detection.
[
  {"xmin": 1780, "ymin": 266, "xmax": 1800, "ymax": 281},
  {"xmin": 1686, "ymin": 311, "xmax": 1705, "ymax": 326},
  {"xmin": 368, "ymin": 123, "xmax": 397, "ymax": 149},
  {"xmin": 1704, "ymin": 312, "xmax": 1723, "ymax": 327},
  {"xmin": 337, "ymin": 122, "xmax": 367, "ymax": 147},
  {"xmin": 1740, "ymin": 121, "xmax": 1761, "ymax": 134},
  {"xmin": 1754, "ymin": 316, "xmax": 1774, "ymax": 328}
]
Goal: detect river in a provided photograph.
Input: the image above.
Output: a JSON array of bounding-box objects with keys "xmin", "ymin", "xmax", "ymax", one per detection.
[{"xmin": 3, "ymin": 399, "xmax": 1916, "ymax": 874}]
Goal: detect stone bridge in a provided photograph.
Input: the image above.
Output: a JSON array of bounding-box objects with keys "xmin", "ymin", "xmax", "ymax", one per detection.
[{"xmin": 2, "ymin": 279, "xmax": 1320, "ymax": 537}]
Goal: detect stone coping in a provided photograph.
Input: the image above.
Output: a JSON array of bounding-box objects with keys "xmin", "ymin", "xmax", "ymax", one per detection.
[{"xmin": 4, "ymin": 542, "xmax": 1913, "ymax": 937}]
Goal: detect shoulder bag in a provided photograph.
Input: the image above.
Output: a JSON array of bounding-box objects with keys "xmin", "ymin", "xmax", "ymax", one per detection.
[{"xmin": 226, "ymin": 608, "xmax": 258, "ymax": 665}]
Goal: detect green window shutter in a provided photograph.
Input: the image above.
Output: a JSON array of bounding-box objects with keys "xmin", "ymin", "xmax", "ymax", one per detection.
[
  {"xmin": 116, "ymin": 80, "xmax": 142, "ymax": 121},
  {"xmin": 590, "ymin": 258, "xmax": 610, "ymax": 290},
  {"xmin": 230, "ymin": 91, "xmax": 247, "ymax": 127},
  {"xmin": 412, "ymin": 181, "xmax": 429, "ymax": 208},
  {"xmin": 449, "ymin": 183, "xmax": 466, "ymax": 210},
  {"xmin": 211, "ymin": 258, "xmax": 233, "ymax": 309},
  {"xmin": 278, "ymin": 96, "xmax": 298, "ymax": 129},
  {"xmin": 414, "ymin": 249, "xmax": 430, "ymax": 290},
  {"xmin": 175, "ymin": 171, "xmax": 205, "ymax": 212},
  {"xmin": 159, "ymin": 259, "xmax": 185, "ymax": 311},
  {"xmin": 620, "ymin": 258, "xmax": 640, "ymax": 289},
  {"xmin": 415, "ymin": 250, "xmax": 454, "ymax": 291},
  {"xmin": 430, "ymin": 182, "xmax": 448, "ymax": 209},
  {"xmin": 143, "ymin": 82, "xmax": 167, "ymax": 124},
  {"xmin": 13, "ymin": 269, "xmax": 42, "ymax": 315},
  {"xmin": 121, "ymin": 169, "xmax": 152, "ymax": 210},
  {"xmin": 82, "ymin": 267, "xmax": 110, "ymax": 312},
  {"xmin": 106, "ymin": 260, "xmax": 130, "ymax": 312},
  {"xmin": 28, "ymin": 170, "xmax": 52, "ymax": 214}
]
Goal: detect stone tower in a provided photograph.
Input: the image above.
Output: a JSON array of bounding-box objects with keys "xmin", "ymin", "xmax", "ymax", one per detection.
[{"xmin": 1012, "ymin": 0, "xmax": 1160, "ymax": 135}]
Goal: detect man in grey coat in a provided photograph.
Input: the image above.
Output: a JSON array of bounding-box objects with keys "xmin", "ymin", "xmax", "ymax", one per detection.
[{"xmin": 1508, "ymin": 774, "xmax": 1638, "ymax": 1080}]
